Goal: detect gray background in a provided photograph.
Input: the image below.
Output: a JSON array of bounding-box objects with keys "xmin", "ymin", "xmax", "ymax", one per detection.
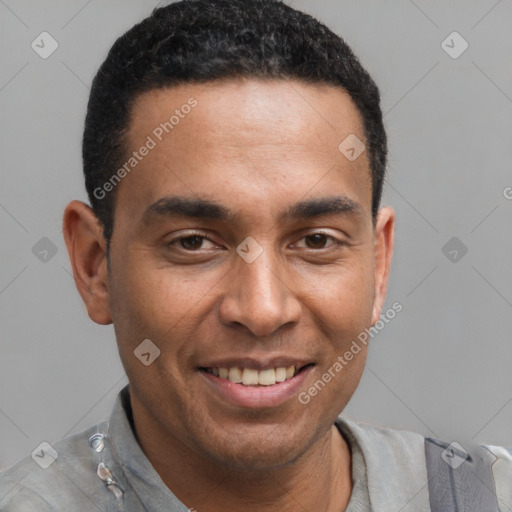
[{"xmin": 1, "ymin": 0, "xmax": 511, "ymax": 470}]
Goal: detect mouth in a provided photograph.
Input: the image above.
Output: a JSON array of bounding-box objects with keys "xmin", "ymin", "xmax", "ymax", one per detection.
[
  {"xmin": 199, "ymin": 364, "xmax": 313, "ymax": 387},
  {"xmin": 198, "ymin": 362, "xmax": 315, "ymax": 408}
]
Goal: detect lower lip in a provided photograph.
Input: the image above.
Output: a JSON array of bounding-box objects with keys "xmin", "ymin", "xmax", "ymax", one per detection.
[{"xmin": 200, "ymin": 366, "xmax": 314, "ymax": 409}]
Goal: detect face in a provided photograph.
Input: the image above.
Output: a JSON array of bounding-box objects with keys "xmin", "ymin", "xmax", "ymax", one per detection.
[{"xmin": 67, "ymin": 79, "xmax": 394, "ymax": 471}]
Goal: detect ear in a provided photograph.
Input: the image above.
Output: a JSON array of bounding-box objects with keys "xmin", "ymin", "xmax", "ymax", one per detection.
[
  {"xmin": 63, "ymin": 200, "xmax": 112, "ymax": 325},
  {"xmin": 371, "ymin": 206, "xmax": 395, "ymax": 325}
]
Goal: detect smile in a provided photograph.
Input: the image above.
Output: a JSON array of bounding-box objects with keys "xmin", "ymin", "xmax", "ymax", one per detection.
[
  {"xmin": 202, "ymin": 366, "xmax": 300, "ymax": 386},
  {"xmin": 199, "ymin": 364, "xmax": 314, "ymax": 408}
]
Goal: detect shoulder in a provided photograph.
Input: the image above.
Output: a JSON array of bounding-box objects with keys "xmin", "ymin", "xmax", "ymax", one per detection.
[
  {"xmin": 483, "ymin": 443, "xmax": 512, "ymax": 512},
  {"xmin": 0, "ymin": 421, "xmax": 111, "ymax": 511},
  {"xmin": 337, "ymin": 415, "xmax": 427, "ymax": 461},
  {"xmin": 336, "ymin": 415, "xmax": 512, "ymax": 511}
]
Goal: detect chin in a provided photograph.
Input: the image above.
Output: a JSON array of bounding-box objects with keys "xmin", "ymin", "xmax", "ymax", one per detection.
[{"xmin": 202, "ymin": 427, "xmax": 311, "ymax": 472}]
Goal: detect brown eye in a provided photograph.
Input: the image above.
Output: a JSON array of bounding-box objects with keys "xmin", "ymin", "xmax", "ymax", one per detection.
[
  {"xmin": 179, "ymin": 235, "xmax": 205, "ymax": 250},
  {"xmin": 304, "ymin": 233, "xmax": 329, "ymax": 249}
]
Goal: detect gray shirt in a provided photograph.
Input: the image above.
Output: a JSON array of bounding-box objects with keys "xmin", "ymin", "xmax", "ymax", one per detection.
[{"xmin": 1, "ymin": 385, "xmax": 511, "ymax": 511}]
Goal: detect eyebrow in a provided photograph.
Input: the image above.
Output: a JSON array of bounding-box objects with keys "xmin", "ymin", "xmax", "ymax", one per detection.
[
  {"xmin": 141, "ymin": 195, "xmax": 363, "ymax": 224},
  {"xmin": 142, "ymin": 196, "xmax": 236, "ymax": 225},
  {"xmin": 280, "ymin": 196, "xmax": 363, "ymax": 222}
]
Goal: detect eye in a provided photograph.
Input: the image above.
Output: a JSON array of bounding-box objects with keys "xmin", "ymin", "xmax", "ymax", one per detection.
[
  {"xmin": 170, "ymin": 234, "xmax": 217, "ymax": 251},
  {"xmin": 295, "ymin": 233, "xmax": 342, "ymax": 250}
]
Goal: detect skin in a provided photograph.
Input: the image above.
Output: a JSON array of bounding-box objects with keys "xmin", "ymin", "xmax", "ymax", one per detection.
[{"xmin": 63, "ymin": 78, "xmax": 394, "ymax": 512}]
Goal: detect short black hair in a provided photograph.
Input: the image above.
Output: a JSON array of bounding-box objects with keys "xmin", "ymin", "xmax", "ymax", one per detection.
[{"xmin": 83, "ymin": 0, "xmax": 387, "ymax": 242}]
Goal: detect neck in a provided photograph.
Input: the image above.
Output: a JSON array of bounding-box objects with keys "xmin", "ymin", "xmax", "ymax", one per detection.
[{"xmin": 131, "ymin": 401, "xmax": 353, "ymax": 512}]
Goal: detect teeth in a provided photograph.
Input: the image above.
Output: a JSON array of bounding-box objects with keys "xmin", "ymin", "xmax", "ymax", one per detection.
[
  {"xmin": 207, "ymin": 366, "xmax": 299, "ymax": 386},
  {"xmin": 258, "ymin": 368, "xmax": 275, "ymax": 385},
  {"xmin": 275, "ymin": 367, "xmax": 287, "ymax": 382},
  {"xmin": 242, "ymin": 368, "xmax": 259, "ymax": 386},
  {"xmin": 228, "ymin": 367, "xmax": 242, "ymax": 383}
]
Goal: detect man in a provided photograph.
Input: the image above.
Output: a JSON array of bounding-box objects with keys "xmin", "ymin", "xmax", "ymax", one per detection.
[{"xmin": 1, "ymin": 0, "xmax": 510, "ymax": 510}]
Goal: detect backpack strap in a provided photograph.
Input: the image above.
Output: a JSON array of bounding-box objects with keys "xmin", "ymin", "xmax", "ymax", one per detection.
[{"xmin": 425, "ymin": 437, "xmax": 500, "ymax": 511}]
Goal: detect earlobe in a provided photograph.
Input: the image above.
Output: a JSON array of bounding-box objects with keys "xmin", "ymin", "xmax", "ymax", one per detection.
[
  {"xmin": 371, "ymin": 207, "xmax": 395, "ymax": 326},
  {"xmin": 62, "ymin": 200, "xmax": 113, "ymax": 325}
]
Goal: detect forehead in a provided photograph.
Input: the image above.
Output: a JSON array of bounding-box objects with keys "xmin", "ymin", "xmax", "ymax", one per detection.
[
  {"xmin": 117, "ymin": 79, "xmax": 371, "ymax": 224},
  {"xmin": 128, "ymin": 78, "xmax": 366, "ymax": 147}
]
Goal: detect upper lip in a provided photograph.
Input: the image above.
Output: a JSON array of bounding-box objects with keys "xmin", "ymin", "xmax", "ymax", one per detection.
[{"xmin": 198, "ymin": 357, "xmax": 314, "ymax": 371}]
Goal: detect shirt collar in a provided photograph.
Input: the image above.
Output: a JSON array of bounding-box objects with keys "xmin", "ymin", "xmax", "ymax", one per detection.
[
  {"xmin": 108, "ymin": 385, "xmax": 189, "ymax": 511},
  {"xmin": 337, "ymin": 415, "xmax": 430, "ymax": 511}
]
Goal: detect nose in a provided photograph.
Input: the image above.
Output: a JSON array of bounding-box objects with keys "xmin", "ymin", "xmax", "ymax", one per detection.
[{"xmin": 218, "ymin": 249, "xmax": 302, "ymax": 337}]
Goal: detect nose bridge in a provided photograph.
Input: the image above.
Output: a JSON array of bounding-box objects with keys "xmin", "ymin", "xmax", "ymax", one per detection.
[
  {"xmin": 219, "ymin": 245, "xmax": 301, "ymax": 336},
  {"xmin": 244, "ymin": 250, "xmax": 284, "ymax": 303}
]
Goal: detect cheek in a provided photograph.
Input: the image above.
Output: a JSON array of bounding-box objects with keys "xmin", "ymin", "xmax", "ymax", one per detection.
[
  {"xmin": 297, "ymin": 257, "xmax": 375, "ymax": 335},
  {"xmin": 108, "ymin": 254, "xmax": 222, "ymax": 349},
  {"xmin": 336, "ymin": 267, "xmax": 375, "ymax": 334},
  {"xmin": 108, "ymin": 266, "xmax": 192, "ymax": 390}
]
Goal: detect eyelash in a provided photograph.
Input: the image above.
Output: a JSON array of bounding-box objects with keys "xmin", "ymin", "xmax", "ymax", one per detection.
[
  {"xmin": 167, "ymin": 232, "xmax": 345, "ymax": 251},
  {"xmin": 170, "ymin": 234, "xmax": 218, "ymax": 251}
]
